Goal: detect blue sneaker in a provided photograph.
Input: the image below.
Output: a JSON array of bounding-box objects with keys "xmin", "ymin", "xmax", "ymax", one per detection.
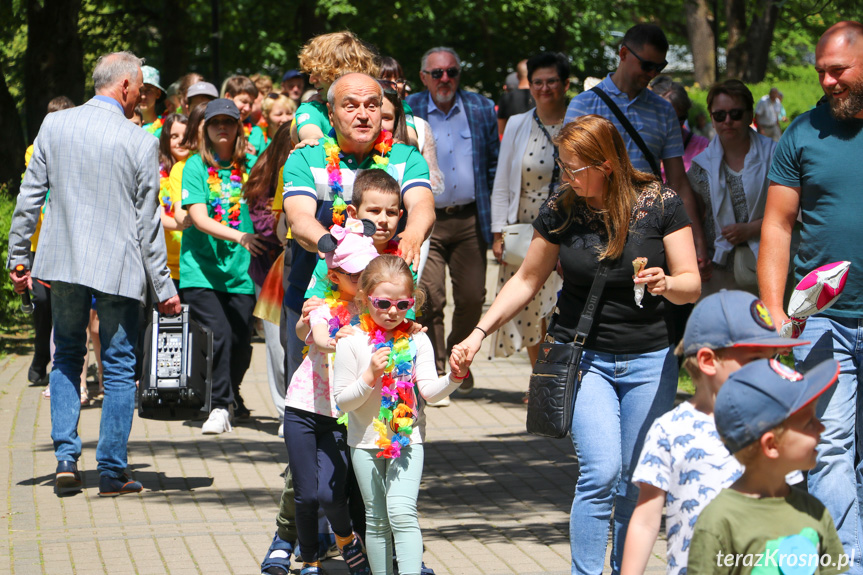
[
  {"xmin": 300, "ymin": 565, "xmax": 323, "ymax": 575},
  {"xmin": 55, "ymin": 461, "xmax": 82, "ymax": 496},
  {"xmin": 260, "ymin": 531, "xmax": 293, "ymax": 575},
  {"xmin": 339, "ymin": 534, "xmax": 371, "ymax": 575},
  {"xmin": 98, "ymin": 474, "xmax": 142, "ymax": 497}
]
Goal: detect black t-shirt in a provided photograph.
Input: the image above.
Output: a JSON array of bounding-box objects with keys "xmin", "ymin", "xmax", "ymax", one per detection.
[
  {"xmin": 497, "ymin": 89, "xmax": 534, "ymax": 120},
  {"xmin": 533, "ymin": 182, "xmax": 691, "ymax": 353}
]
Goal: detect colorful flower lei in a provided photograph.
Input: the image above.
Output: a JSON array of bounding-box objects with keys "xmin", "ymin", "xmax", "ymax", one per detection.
[
  {"xmin": 323, "ymin": 129, "xmax": 394, "ymax": 228},
  {"xmin": 359, "ymin": 313, "xmax": 416, "ymax": 459},
  {"xmin": 207, "ymin": 162, "xmax": 245, "ymax": 228},
  {"xmin": 159, "ymin": 164, "xmax": 182, "ymax": 243},
  {"xmin": 144, "ymin": 116, "xmax": 163, "ymax": 135}
]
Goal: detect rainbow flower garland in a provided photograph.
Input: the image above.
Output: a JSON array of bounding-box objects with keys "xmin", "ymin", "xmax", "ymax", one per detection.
[
  {"xmin": 159, "ymin": 165, "xmax": 182, "ymax": 243},
  {"xmin": 323, "ymin": 129, "xmax": 393, "ymax": 227},
  {"xmin": 144, "ymin": 117, "xmax": 163, "ymax": 135},
  {"xmin": 359, "ymin": 313, "xmax": 417, "ymax": 459},
  {"xmin": 207, "ymin": 162, "xmax": 245, "ymax": 228}
]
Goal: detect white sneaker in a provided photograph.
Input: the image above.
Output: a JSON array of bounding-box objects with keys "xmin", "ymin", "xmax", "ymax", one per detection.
[
  {"xmin": 426, "ymin": 395, "xmax": 451, "ymax": 407},
  {"xmin": 202, "ymin": 407, "xmax": 233, "ymax": 434},
  {"xmin": 277, "ymin": 421, "xmax": 284, "ymax": 438}
]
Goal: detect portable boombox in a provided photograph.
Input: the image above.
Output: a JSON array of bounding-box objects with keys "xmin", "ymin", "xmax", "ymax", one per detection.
[{"xmin": 138, "ymin": 305, "xmax": 213, "ymax": 420}]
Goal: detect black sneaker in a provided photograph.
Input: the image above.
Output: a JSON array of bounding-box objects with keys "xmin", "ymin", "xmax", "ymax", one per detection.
[
  {"xmin": 234, "ymin": 396, "xmax": 251, "ymax": 419},
  {"xmin": 98, "ymin": 474, "xmax": 143, "ymax": 497},
  {"xmin": 55, "ymin": 461, "xmax": 82, "ymax": 495}
]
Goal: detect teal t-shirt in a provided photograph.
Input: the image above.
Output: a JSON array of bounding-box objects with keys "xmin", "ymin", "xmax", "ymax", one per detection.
[
  {"xmin": 179, "ymin": 154, "xmax": 255, "ymax": 294},
  {"xmin": 281, "ymin": 138, "xmax": 431, "ymax": 312},
  {"xmin": 295, "ymin": 101, "xmax": 331, "ymax": 135},
  {"xmin": 768, "ymin": 104, "xmax": 863, "ymax": 317}
]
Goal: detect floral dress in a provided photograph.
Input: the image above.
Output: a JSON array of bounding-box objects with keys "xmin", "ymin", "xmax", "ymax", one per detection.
[{"xmin": 489, "ymin": 120, "xmax": 564, "ymax": 358}]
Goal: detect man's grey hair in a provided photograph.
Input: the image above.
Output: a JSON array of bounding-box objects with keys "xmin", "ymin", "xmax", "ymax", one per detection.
[
  {"xmin": 327, "ymin": 73, "xmax": 384, "ymax": 107},
  {"xmin": 93, "ymin": 51, "xmax": 143, "ymax": 91},
  {"xmin": 420, "ymin": 47, "xmax": 461, "ymax": 72}
]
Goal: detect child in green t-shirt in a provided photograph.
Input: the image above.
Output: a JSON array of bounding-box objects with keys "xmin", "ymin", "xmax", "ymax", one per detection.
[
  {"xmin": 223, "ymin": 75, "xmax": 266, "ymax": 165},
  {"xmin": 687, "ymin": 358, "xmax": 849, "ymax": 575},
  {"xmin": 180, "ymin": 98, "xmax": 265, "ymax": 435}
]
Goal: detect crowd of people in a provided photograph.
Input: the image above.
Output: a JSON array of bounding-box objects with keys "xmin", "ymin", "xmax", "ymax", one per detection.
[{"xmin": 6, "ymin": 18, "xmax": 863, "ymax": 575}]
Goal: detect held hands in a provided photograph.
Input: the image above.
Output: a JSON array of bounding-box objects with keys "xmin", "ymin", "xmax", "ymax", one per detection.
[
  {"xmin": 239, "ymin": 232, "xmax": 266, "ymax": 256},
  {"xmin": 634, "ymin": 267, "xmax": 673, "ymax": 297},
  {"xmin": 364, "ymin": 346, "xmax": 391, "ymax": 387},
  {"xmin": 449, "ymin": 345, "xmax": 470, "ymax": 379}
]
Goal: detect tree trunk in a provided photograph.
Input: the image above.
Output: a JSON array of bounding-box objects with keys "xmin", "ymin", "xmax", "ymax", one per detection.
[
  {"xmin": 742, "ymin": 0, "xmax": 780, "ymax": 82},
  {"xmin": 161, "ymin": 0, "xmax": 190, "ymax": 86},
  {"xmin": 0, "ymin": 57, "xmax": 26, "ymax": 190},
  {"xmin": 724, "ymin": 0, "xmax": 748, "ymax": 79},
  {"xmin": 684, "ymin": 0, "xmax": 716, "ymax": 87},
  {"xmin": 24, "ymin": 0, "xmax": 84, "ymax": 142}
]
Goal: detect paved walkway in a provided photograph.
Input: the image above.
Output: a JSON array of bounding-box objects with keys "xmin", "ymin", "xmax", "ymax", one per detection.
[{"xmin": 0, "ymin": 264, "xmax": 669, "ymax": 575}]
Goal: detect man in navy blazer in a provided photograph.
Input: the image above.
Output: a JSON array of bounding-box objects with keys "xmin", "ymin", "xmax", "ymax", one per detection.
[
  {"xmin": 7, "ymin": 51, "xmax": 180, "ymax": 497},
  {"xmin": 407, "ymin": 47, "xmax": 499, "ymax": 394}
]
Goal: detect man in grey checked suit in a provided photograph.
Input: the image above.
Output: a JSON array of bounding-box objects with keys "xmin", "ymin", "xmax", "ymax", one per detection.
[{"xmin": 7, "ymin": 51, "xmax": 180, "ymax": 497}]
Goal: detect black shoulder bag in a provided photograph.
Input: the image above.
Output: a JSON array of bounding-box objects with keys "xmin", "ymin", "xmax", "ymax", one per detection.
[
  {"xmin": 526, "ymin": 259, "xmax": 610, "ymax": 438},
  {"xmin": 590, "ymin": 86, "xmax": 662, "ymax": 180}
]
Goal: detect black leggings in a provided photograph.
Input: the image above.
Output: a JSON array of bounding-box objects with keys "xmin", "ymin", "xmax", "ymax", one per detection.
[{"xmin": 185, "ymin": 288, "xmax": 255, "ymax": 409}]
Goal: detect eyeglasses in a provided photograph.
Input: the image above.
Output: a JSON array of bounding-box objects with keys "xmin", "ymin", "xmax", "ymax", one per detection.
[
  {"xmin": 710, "ymin": 108, "xmax": 746, "ymax": 123},
  {"xmin": 531, "ymin": 78, "xmax": 561, "ymax": 89},
  {"xmin": 623, "ymin": 44, "xmax": 668, "ymax": 74},
  {"xmin": 369, "ymin": 296, "xmax": 415, "ymax": 311},
  {"xmin": 380, "ymin": 79, "xmax": 406, "ymax": 89},
  {"xmin": 422, "ymin": 67, "xmax": 460, "ymax": 80},
  {"xmin": 556, "ymin": 159, "xmax": 595, "ymax": 179},
  {"xmin": 334, "ymin": 269, "xmax": 362, "ymax": 283}
]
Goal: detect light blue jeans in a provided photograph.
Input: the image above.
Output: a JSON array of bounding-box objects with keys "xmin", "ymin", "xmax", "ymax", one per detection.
[
  {"xmin": 50, "ymin": 282, "xmax": 140, "ymax": 478},
  {"xmin": 569, "ymin": 347, "xmax": 677, "ymax": 575},
  {"xmin": 351, "ymin": 445, "xmax": 424, "ymax": 575},
  {"xmin": 794, "ymin": 314, "xmax": 863, "ymax": 575}
]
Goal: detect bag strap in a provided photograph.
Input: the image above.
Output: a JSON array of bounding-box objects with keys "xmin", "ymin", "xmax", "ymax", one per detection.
[
  {"xmin": 532, "ymin": 109, "xmax": 561, "ymax": 198},
  {"xmin": 547, "ymin": 259, "xmax": 611, "ymax": 345},
  {"xmin": 590, "ymin": 86, "xmax": 662, "ymax": 180}
]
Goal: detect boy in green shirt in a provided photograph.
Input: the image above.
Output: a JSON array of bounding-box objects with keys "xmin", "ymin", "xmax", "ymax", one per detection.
[{"xmin": 688, "ymin": 358, "xmax": 849, "ymax": 575}]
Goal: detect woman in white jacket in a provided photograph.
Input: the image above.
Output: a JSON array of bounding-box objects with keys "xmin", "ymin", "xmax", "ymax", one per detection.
[
  {"xmin": 489, "ymin": 52, "xmax": 569, "ymax": 366},
  {"xmin": 687, "ymin": 79, "xmax": 776, "ymax": 296}
]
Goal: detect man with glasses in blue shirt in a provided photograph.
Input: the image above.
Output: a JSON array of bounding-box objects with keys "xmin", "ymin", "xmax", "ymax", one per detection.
[
  {"xmin": 565, "ymin": 24, "xmax": 711, "ymax": 282},
  {"xmin": 407, "ymin": 47, "xmax": 499, "ymax": 396}
]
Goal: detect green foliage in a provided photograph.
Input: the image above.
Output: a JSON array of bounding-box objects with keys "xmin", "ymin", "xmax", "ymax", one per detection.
[
  {"xmin": 687, "ymin": 66, "xmax": 822, "ymax": 128},
  {"xmin": 0, "ymin": 186, "xmax": 29, "ymax": 331}
]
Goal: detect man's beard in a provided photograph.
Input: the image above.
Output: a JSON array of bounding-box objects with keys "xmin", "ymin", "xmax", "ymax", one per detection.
[{"xmin": 827, "ymin": 77, "xmax": 863, "ymax": 121}]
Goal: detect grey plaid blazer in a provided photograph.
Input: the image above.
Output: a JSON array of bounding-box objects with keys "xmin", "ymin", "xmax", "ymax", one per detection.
[{"xmin": 6, "ymin": 98, "xmax": 176, "ymax": 302}]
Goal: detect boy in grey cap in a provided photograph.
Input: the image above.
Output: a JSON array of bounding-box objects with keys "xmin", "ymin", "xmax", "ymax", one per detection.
[
  {"xmin": 687, "ymin": 358, "xmax": 847, "ymax": 575},
  {"xmin": 622, "ymin": 290, "xmax": 805, "ymax": 575}
]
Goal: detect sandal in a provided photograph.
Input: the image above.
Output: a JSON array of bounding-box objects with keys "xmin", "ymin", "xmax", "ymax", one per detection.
[
  {"xmin": 80, "ymin": 385, "xmax": 89, "ymax": 406},
  {"xmin": 260, "ymin": 531, "xmax": 293, "ymax": 575}
]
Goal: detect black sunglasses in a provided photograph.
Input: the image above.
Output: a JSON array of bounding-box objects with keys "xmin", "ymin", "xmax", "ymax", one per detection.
[
  {"xmin": 423, "ymin": 67, "xmax": 460, "ymax": 80},
  {"xmin": 624, "ymin": 44, "xmax": 667, "ymax": 74},
  {"xmin": 710, "ymin": 108, "xmax": 746, "ymax": 123}
]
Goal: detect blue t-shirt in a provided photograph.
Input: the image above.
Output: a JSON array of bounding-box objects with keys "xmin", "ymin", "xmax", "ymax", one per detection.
[{"xmin": 768, "ymin": 104, "xmax": 863, "ymax": 317}]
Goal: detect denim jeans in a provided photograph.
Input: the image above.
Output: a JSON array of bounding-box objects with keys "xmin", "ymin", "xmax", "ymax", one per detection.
[
  {"xmin": 50, "ymin": 281, "xmax": 140, "ymax": 478},
  {"xmin": 794, "ymin": 314, "xmax": 863, "ymax": 575},
  {"xmin": 569, "ymin": 347, "xmax": 677, "ymax": 575}
]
